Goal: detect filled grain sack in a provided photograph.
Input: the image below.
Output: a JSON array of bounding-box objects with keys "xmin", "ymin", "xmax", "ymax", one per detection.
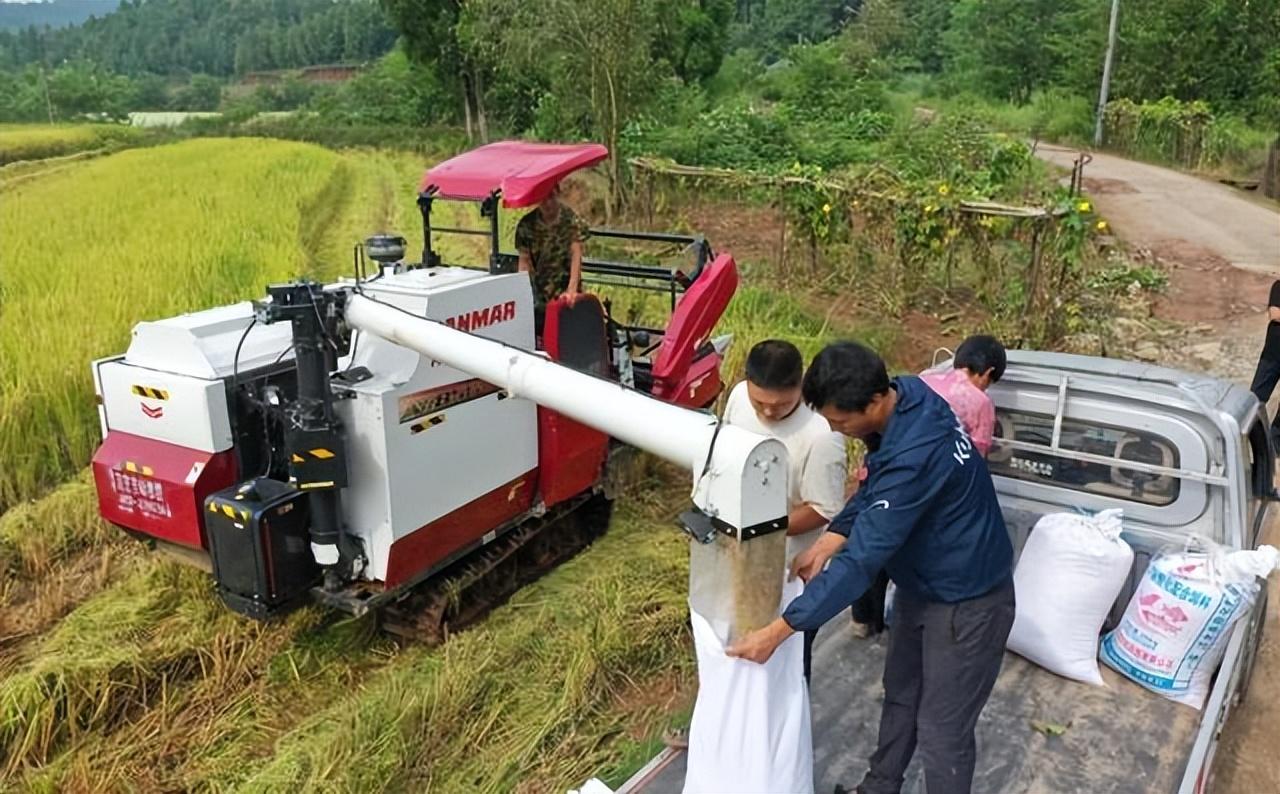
[{"xmin": 1006, "ymin": 509, "xmax": 1133, "ymax": 685}]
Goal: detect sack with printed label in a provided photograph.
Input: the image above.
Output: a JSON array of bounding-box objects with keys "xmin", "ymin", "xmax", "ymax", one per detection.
[
  {"xmin": 1007, "ymin": 509, "xmax": 1133, "ymax": 685},
  {"xmin": 1100, "ymin": 543, "xmax": 1279, "ymax": 709}
]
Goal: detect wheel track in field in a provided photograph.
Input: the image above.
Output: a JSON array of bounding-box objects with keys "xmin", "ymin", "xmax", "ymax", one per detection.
[{"xmin": 298, "ymin": 158, "xmax": 357, "ymax": 277}]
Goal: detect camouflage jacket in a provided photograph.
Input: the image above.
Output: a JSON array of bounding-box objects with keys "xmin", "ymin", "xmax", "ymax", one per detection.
[{"xmin": 514, "ymin": 205, "xmax": 588, "ymax": 306}]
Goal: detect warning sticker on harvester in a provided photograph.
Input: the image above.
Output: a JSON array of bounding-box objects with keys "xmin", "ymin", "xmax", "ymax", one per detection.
[{"xmin": 109, "ymin": 470, "xmax": 172, "ymax": 518}]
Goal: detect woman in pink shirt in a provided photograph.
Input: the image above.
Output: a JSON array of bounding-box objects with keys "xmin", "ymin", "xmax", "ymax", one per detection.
[{"xmin": 919, "ymin": 334, "xmax": 1006, "ymax": 455}]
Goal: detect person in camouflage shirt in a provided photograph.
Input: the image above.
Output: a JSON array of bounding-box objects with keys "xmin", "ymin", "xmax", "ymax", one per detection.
[{"xmin": 515, "ymin": 182, "xmax": 588, "ymax": 315}]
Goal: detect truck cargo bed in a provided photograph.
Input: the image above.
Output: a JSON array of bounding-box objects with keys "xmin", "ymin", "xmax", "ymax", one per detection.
[{"xmin": 623, "ymin": 616, "xmax": 1200, "ymax": 793}]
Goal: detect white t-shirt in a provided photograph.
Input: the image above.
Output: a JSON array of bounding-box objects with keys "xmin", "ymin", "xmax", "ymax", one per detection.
[{"xmin": 722, "ymin": 381, "xmax": 849, "ymax": 565}]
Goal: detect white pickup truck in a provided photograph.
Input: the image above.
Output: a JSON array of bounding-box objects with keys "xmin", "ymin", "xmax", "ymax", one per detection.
[{"xmin": 623, "ymin": 350, "xmax": 1276, "ymax": 794}]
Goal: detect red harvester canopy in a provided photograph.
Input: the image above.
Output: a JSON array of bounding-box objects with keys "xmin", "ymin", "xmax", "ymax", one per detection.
[{"xmin": 419, "ymin": 141, "xmax": 609, "ymax": 208}]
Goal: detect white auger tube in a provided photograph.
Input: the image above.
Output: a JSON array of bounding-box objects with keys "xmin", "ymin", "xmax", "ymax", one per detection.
[{"xmin": 345, "ymin": 292, "xmax": 790, "ymax": 637}]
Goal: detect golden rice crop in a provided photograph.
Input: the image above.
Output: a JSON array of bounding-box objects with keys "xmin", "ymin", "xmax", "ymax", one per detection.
[
  {"xmin": 0, "ymin": 138, "xmax": 344, "ymax": 509},
  {"xmin": 0, "ymin": 123, "xmax": 141, "ymax": 166},
  {"xmin": 0, "ymin": 140, "xmax": 478, "ymax": 511},
  {"xmin": 0, "ymin": 470, "xmax": 109, "ymax": 578},
  {"xmin": 12, "ymin": 606, "xmax": 352, "ymax": 793},
  {"xmin": 1, "ymin": 467, "xmax": 692, "ymax": 793}
]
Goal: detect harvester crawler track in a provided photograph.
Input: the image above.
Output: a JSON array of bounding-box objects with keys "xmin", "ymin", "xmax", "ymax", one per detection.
[{"xmin": 380, "ymin": 492, "xmax": 614, "ymax": 643}]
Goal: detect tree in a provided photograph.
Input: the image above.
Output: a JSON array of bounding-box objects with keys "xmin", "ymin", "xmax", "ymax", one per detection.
[
  {"xmin": 379, "ymin": 0, "xmax": 491, "ymax": 139},
  {"xmin": 311, "ymin": 47, "xmax": 448, "ymax": 125},
  {"xmin": 0, "ymin": 0, "xmax": 398, "ymax": 78},
  {"xmin": 842, "ymin": 0, "xmax": 909, "ymax": 70},
  {"xmin": 659, "ymin": 0, "xmax": 734, "ymax": 84},
  {"xmin": 169, "ymin": 74, "xmax": 222, "ymax": 111},
  {"xmin": 1110, "ymin": 0, "xmax": 1280, "ymax": 120},
  {"xmin": 943, "ymin": 0, "xmax": 1078, "ymax": 104},
  {"xmin": 466, "ymin": 0, "xmax": 670, "ymax": 213},
  {"xmin": 896, "ymin": 0, "xmax": 955, "ymax": 73},
  {"xmin": 733, "ymin": 0, "xmax": 860, "ymax": 59}
]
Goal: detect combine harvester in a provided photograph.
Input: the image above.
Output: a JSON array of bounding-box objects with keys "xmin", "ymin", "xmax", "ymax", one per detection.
[{"xmin": 89, "ymin": 142, "xmax": 788, "ymax": 640}]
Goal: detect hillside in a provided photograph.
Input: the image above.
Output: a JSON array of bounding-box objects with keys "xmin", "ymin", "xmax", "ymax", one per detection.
[{"xmin": 0, "ymin": 0, "xmax": 395, "ymax": 75}]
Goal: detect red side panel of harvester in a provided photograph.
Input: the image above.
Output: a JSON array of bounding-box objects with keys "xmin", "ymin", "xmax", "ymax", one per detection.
[
  {"xmin": 537, "ymin": 295, "xmax": 611, "ymax": 508},
  {"xmin": 92, "ymin": 431, "xmax": 239, "ymax": 550},
  {"xmin": 383, "ymin": 469, "xmax": 538, "ymax": 588}
]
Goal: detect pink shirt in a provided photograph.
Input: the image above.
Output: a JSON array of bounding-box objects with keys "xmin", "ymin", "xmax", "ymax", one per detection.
[{"xmin": 919, "ymin": 366, "xmax": 995, "ymax": 456}]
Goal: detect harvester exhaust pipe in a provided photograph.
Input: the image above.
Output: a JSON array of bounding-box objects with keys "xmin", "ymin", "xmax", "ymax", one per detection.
[{"xmin": 344, "ymin": 292, "xmax": 790, "ymax": 640}]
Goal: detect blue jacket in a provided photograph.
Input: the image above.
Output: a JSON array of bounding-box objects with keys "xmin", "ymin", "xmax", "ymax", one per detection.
[{"xmin": 782, "ymin": 376, "xmax": 1013, "ymax": 632}]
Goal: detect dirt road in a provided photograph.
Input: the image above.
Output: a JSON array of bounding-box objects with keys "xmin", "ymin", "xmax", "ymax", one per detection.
[
  {"xmin": 1040, "ymin": 144, "xmax": 1280, "ymax": 794},
  {"xmin": 1037, "ymin": 144, "xmax": 1280, "ymax": 273}
]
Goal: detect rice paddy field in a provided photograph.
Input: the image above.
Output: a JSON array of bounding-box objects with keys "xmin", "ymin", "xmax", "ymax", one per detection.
[
  {"xmin": 0, "ymin": 123, "xmax": 142, "ymax": 166},
  {"xmin": 0, "ymin": 134, "xmax": 877, "ymax": 792}
]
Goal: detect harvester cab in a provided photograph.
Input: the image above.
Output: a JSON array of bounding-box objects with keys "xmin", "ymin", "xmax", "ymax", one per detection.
[
  {"xmin": 416, "ymin": 140, "xmax": 737, "ymax": 409},
  {"xmin": 90, "ymin": 141, "xmax": 786, "ymax": 641}
]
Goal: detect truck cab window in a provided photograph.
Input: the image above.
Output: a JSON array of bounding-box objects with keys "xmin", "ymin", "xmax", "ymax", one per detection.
[{"xmin": 989, "ymin": 409, "xmax": 1181, "ymax": 506}]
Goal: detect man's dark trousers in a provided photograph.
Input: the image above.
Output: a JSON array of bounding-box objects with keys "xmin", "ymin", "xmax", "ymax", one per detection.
[{"xmin": 858, "ymin": 580, "xmax": 1015, "ymax": 794}]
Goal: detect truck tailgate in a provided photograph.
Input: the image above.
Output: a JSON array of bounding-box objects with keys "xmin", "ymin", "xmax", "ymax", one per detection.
[{"xmin": 622, "ymin": 618, "xmax": 1199, "ymax": 793}]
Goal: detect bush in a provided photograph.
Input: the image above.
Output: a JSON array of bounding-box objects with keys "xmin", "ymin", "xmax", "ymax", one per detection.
[
  {"xmin": 182, "ymin": 112, "xmax": 466, "ymax": 156},
  {"xmin": 883, "ymin": 114, "xmax": 1036, "ymax": 200},
  {"xmin": 1203, "ymin": 114, "xmax": 1275, "ymax": 176},
  {"xmin": 906, "ymin": 86, "xmax": 1093, "ymax": 146},
  {"xmin": 1027, "ymin": 90, "xmax": 1094, "ymax": 143},
  {"xmin": 1087, "ymin": 263, "xmax": 1168, "ymax": 293},
  {"xmin": 1103, "ymin": 96, "xmax": 1272, "ymax": 174},
  {"xmin": 169, "ymin": 75, "xmax": 222, "ymax": 112},
  {"xmin": 623, "ymin": 101, "xmax": 790, "ymax": 169},
  {"xmin": 308, "ymin": 49, "xmax": 449, "ymax": 127},
  {"xmin": 704, "ymin": 47, "xmax": 765, "ymax": 102},
  {"xmin": 622, "ymin": 39, "xmax": 895, "ymax": 172}
]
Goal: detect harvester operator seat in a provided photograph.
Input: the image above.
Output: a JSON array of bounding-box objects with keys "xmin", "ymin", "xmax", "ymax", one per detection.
[
  {"xmin": 644, "ymin": 253, "xmax": 738, "ymax": 408},
  {"xmin": 543, "ymin": 294, "xmax": 611, "ymax": 377}
]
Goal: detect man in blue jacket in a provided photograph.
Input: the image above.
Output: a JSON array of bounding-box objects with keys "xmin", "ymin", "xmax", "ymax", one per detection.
[{"xmin": 727, "ymin": 341, "xmax": 1015, "ymax": 794}]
